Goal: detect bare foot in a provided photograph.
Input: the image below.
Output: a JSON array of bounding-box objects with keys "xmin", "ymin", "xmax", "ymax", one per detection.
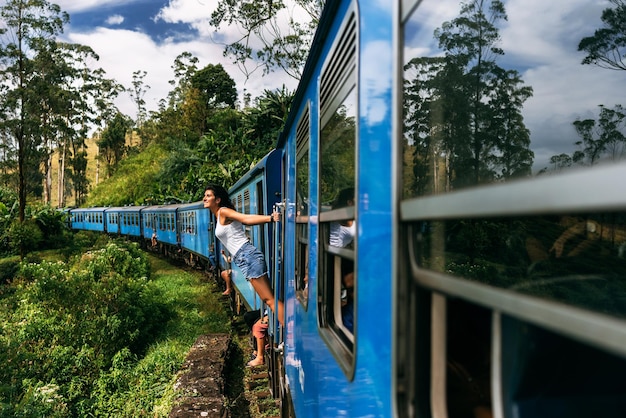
[
  {"xmin": 247, "ymin": 357, "xmax": 264, "ymax": 367},
  {"xmin": 222, "ymin": 289, "xmax": 232, "ymax": 296}
]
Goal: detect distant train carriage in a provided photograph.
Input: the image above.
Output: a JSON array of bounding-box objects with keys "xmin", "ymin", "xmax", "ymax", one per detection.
[
  {"xmin": 141, "ymin": 204, "xmax": 180, "ymax": 247},
  {"xmin": 104, "ymin": 206, "xmax": 143, "ymax": 237},
  {"xmin": 116, "ymin": 206, "xmax": 143, "ymax": 238},
  {"xmin": 178, "ymin": 200, "xmax": 216, "ymax": 269},
  {"xmin": 69, "ymin": 207, "xmax": 106, "ymax": 232},
  {"xmin": 103, "ymin": 207, "xmax": 121, "ymax": 235}
]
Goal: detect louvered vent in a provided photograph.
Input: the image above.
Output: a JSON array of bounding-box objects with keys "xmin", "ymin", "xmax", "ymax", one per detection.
[
  {"xmin": 296, "ymin": 104, "xmax": 310, "ymax": 154},
  {"xmin": 243, "ymin": 190, "xmax": 251, "ymax": 214},
  {"xmin": 320, "ymin": 11, "xmax": 356, "ymax": 118}
]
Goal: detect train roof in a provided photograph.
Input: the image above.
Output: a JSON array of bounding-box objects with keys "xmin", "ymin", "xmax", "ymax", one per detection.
[
  {"xmin": 176, "ymin": 201, "xmax": 205, "ymax": 211},
  {"xmin": 70, "ymin": 207, "xmax": 108, "ymax": 213},
  {"xmin": 275, "ymin": 1, "xmax": 342, "ymax": 150},
  {"xmin": 140, "ymin": 203, "xmax": 184, "ymax": 213},
  {"xmin": 103, "ymin": 206, "xmax": 145, "ymax": 212}
]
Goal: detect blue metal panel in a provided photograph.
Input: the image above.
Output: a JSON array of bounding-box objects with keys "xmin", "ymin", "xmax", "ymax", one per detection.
[
  {"xmin": 141, "ymin": 204, "xmax": 180, "ymax": 245},
  {"xmin": 278, "ymin": 0, "xmax": 395, "ymax": 416},
  {"xmin": 178, "ymin": 201, "xmax": 213, "ymax": 261}
]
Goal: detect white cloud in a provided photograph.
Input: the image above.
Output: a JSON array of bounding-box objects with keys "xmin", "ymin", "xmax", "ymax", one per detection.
[
  {"xmin": 156, "ymin": 0, "xmax": 215, "ymax": 23},
  {"xmin": 105, "ymin": 14, "xmax": 125, "ymax": 25}
]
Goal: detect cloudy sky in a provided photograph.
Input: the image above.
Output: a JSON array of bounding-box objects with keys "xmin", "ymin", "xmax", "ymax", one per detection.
[
  {"xmin": 406, "ymin": 0, "xmax": 624, "ymax": 171},
  {"xmin": 53, "ymin": 0, "xmax": 301, "ymax": 119}
]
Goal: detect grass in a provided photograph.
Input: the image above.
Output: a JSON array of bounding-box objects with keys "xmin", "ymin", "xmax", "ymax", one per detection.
[{"xmin": 118, "ymin": 255, "xmax": 231, "ymax": 416}]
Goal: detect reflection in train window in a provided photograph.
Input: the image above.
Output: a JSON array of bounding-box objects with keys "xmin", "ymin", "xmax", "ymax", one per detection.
[
  {"xmin": 401, "ymin": 0, "xmax": 624, "ymax": 200},
  {"xmin": 399, "ymin": 1, "xmax": 626, "ymax": 417},
  {"xmin": 413, "ymin": 213, "xmax": 626, "ymax": 318},
  {"xmin": 317, "ymin": 8, "xmax": 357, "ymax": 375}
]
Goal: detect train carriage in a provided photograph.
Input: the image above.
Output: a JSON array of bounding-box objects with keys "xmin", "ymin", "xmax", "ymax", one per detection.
[
  {"xmin": 104, "ymin": 206, "xmax": 143, "ymax": 237},
  {"xmin": 177, "ymin": 200, "xmax": 216, "ymax": 268},
  {"xmin": 273, "ymin": 0, "xmax": 395, "ymax": 416},
  {"xmin": 69, "ymin": 207, "xmax": 106, "ymax": 232},
  {"xmin": 141, "ymin": 204, "xmax": 180, "ymax": 247}
]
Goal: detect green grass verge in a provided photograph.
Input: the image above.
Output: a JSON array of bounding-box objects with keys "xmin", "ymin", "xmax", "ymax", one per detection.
[{"xmin": 109, "ymin": 255, "xmax": 231, "ymax": 417}]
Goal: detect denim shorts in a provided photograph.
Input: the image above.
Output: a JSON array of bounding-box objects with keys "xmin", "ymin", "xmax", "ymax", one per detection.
[{"xmin": 233, "ymin": 242, "xmax": 268, "ymax": 280}]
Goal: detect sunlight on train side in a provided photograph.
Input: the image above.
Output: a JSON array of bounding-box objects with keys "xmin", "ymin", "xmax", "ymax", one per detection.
[{"xmin": 400, "ymin": 0, "xmax": 626, "ymax": 418}]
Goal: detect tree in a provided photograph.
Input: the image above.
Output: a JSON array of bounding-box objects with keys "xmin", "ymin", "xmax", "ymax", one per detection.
[
  {"xmin": 184, "ymin": 64, "xmax": 238, "ymax": 138},
  {"xmin": 432, "ymin": 0, "xmax": 533, "ymax": 187},
  {"xmin": 573, "ymin": 104, "xmax": 626, "ymax": 165},
  {"xmin": 578, "ymin": 0, "xmax": 626, "ymax": 71},
  {"xmin": 191, "ymin": 64, "xmax": 237, "ymax": 109},
  {"xmin": 209, "ymin": 0, "xmax": 323, "ymax": 79},
  {"xmin": 129, "ymin": 70, "xmax": 150, "ymax": 130},
  {"xmin": 549, "ymin": 153, "xmax": 573, "ymax": 171},
  {"xmin": 0, "ymin": 0, "xmax": 68, "ymax": 228},
  {"xmin": 98, "ymin": 112, "xmax": 131, "ymax": 178}
]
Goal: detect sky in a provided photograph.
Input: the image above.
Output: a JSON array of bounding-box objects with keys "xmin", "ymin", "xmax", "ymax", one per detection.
[
  {"xmin": 406, "ymin": 0, "xmax": 624, "ymax": 172},
  {"xmin": 53, "ymin": 0, "xmax": 302, "ymax": 119},
  {"xmin": 2, "ymin": 0, "xmax": 622, "ymax": 172}
]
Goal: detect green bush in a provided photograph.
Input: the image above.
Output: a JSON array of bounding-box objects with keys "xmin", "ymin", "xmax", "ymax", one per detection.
[
  {"xmin": 0, "ymin": 241, "xmax": 174, "ymax": 416},
  {"xmin": 7, "ymin": 219, "xmax": 42, "ymax": 254},
  {"xmin": 0, "ymin": 256, "xmax": 19, "ymax": 284},
  {"xmin": 28, "ymin": 204, "xmax": 70, "ymax": 249}
]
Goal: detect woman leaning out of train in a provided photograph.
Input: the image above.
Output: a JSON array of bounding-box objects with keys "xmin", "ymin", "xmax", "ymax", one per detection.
[{"xmin": 203, "ymin": 183, "xmax": 284, "ymax": 326}]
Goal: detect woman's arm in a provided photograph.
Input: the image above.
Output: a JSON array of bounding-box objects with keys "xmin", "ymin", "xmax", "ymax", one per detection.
[{"xmin": 219, "ymin": 207, "xmax": 279, "ymax": 226}]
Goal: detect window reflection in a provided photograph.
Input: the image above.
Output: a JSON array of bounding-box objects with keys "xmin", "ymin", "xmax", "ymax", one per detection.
[
  {"xmin": 413, "ymin": 213, "xmax": 626, "ymax": 318},
  {"xmin": 320, "ymin": 89, "xmax": 356, "ymax": 210},
  {"xmin": 320, "ymin": 88, "xmax": 356, "ymax": 340},
  {"xmin": 402, "ymin": 0, "xmax": 626, "ymax": 199}
]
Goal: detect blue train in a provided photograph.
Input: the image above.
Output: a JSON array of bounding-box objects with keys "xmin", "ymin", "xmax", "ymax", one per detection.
[{"xmin": 68, "ymin": 0, "xmax": 626, "ymax": 416}]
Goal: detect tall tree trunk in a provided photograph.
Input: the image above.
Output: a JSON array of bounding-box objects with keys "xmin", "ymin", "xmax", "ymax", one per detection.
[{"xmin": 58, "ymin": 139, "xmax": 66, "ymax": 207}]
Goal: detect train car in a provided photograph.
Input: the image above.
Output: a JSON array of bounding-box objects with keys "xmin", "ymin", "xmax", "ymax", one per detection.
[
  {"xmin": 272, "ymin": 1, "xmax": 394, "ymax": 416},
  {"xmin": 118, "ymin": 206, "xmax": 143, "ymax": 237},
  {"xmin": 177, "ymin": 200, "xmax": 216, "ymax": 269},
  {"xmin": 141, "ymin": 204, "xmax": 180, "ymax": 248},
  {"xmin": 69, "ymin": 207, "xmax": 106, "ymax": 232},
  {"xmin": 104, "ymin": 206, "xmax": 143, "ymax": 237},
  {"xmin": 227, "ymin": 149, "xmax": 282, "ymax": 315},
  {"xmin": 271, "ymin": 0, "xmax": 626, "ymax": 417},
  {"xmin": 103, "ymin": 207, "xmax": 121, "ymax": 235}
]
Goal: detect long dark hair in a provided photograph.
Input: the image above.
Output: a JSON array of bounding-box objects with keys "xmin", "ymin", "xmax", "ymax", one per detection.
[{"xmin": 205, "ymin": 183, "xmax": 235, "ymax": 209}]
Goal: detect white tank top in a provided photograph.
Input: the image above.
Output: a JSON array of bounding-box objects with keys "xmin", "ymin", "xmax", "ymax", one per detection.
[{"xmin": 215, "ymin": 209, "xmax": 249, "ymax": 255}]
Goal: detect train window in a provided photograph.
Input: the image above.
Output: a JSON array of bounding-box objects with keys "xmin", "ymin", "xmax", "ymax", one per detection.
[
  {"xmin": 318, "ymin": 8, "xmax": 357, "ymax": 375},
  {"xmin": 296, "ymin": 104, "xmax": 310, "ymax": 307},
  {"xmin": 414, "ymin": 213, "xmax": 626, "ymax": 319},
  {"xmin": 399, "ymin": 0, "xmax": 626, "ymax": 417}
]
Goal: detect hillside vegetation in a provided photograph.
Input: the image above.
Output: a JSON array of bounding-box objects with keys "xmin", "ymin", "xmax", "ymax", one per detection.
[{"xmin": 0, "ymin": 234, "xmax": 230, "ymax": 416}]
